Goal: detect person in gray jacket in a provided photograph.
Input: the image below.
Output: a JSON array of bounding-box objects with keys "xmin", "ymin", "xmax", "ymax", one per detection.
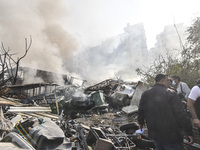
[
  {"xmin": 138, "ymin": 74, "xmax": 193, "ymax": 150},
  {"xmin": 171, "ymin": 76, "xmax": 190, "ymax": 101}
]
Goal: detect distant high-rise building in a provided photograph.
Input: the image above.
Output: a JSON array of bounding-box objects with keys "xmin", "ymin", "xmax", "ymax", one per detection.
[
  {"xmin": 150, "ymin": 23, "xmax": 187, "ymax": 59},
  {"xmin": 123, "ymin": 23, "xmax": 149, "ymax": 66},
  {"xmin": 67, "ymin": 23, "xmax": 150, "ymax": 82},
  {"xmin": 86, "ymin": 23, "xmax": 149, "ymax": 66}
]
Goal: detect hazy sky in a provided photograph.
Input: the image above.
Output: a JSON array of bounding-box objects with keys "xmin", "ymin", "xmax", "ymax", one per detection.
[
  {"xmin": 0, "ymin": 0, "xmax": 200, "ymax": 83},
  {"xmin": 64, "ymin": 0, "xmax": 200, "ymax": 49}
]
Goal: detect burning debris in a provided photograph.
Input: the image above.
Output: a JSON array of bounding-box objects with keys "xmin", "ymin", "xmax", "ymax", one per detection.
[{"xmin": 0, "ymin": 76, "xmax": 199, "ymax": 150}]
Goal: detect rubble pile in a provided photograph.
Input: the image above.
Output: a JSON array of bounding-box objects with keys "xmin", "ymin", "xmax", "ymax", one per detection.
[{"xmin": 0, "ymin": 78, "xmax": 199, "ymax": 149}]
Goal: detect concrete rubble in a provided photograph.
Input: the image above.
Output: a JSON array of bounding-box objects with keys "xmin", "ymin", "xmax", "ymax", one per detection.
[{"xmin": 0, "ymin": 77, "xmax": 199, "ymax": 150}]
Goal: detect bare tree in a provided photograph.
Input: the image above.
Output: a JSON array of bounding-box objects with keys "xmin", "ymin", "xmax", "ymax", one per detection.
[{"xmin": 0, "ymin": 36, "xmax": 32, "ymax": 85}]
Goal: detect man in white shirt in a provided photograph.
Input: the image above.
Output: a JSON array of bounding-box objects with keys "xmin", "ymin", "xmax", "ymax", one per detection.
[
  {"xmin": 187, "ymin": 81, "xmax": 200, "ymax": 129},
  {"xmin": 171, "ymin": 76, "xmax": 190, "ymax": 101}
]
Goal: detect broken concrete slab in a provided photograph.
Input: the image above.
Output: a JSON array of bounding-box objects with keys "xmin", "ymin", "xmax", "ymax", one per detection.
[
  {"xmin": 130, "ymin": 81, "xmax": 148, "ymax": 107},
  {"xmin": 122, "ymin": 105, "xmax": 138, "ymax": 115}
]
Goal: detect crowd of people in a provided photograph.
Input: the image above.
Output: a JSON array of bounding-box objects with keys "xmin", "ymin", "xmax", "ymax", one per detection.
[{"xmin": 137, "ymin": 71, "xmax": 200, "ymax": 150}]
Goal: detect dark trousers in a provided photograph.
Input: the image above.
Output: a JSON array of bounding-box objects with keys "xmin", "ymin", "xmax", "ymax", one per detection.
[{"xmin": 154, "ymin": 140, "xmax": 183, "ymax": 150}]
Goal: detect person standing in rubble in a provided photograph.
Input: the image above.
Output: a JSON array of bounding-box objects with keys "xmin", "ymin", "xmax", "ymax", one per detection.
[
  {"xmin": 171, "ymin": 75, "xmax": 190, "ymax": 101},
  {"xmin": 187, "ymin": 79, "xmax": 200, "ymax": 133},
  {"xmin": 138, "ymin": 74, "xmax": 193, "ymax": 150}
]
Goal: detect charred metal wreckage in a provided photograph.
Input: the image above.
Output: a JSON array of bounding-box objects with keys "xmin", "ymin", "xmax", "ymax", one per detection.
[{"xmin": 0, "ymin": 76, "xmax": 200, "ymax": 149}]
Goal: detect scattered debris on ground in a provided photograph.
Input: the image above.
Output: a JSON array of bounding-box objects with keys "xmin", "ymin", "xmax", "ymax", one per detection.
[{"xmin": 0, "ymin": 77, "xmax": 199, "ymax": 150}]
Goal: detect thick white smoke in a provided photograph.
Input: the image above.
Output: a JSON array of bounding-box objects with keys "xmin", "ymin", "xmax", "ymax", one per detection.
[
  {"xmin": 0, "ymin": 0, "xmax": 79, "ymax": 84},
  {"xmin": 65, "ymin": 24, "xmax": 150, "ymax": 84},
  {"xmin": 0, "ymin": 0, "xmax": 188, "ymax": 86}
]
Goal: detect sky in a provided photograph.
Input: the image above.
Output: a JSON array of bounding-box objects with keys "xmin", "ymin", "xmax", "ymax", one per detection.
[
  {"xmin": 0, "ymin": 0, "xmax": 200, "ymax": 84},
  {"xmin": 64, "ymin": 0, "xmax": 200, "ymax": 49}
]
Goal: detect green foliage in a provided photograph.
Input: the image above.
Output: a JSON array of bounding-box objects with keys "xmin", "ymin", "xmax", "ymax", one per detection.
[
  {"xmin": 136, "ymin": 17, "xmax": 200, "ymax": 88},
  {"xmin": 187, "ymin": 17, "xmax": 200, "ymax": 50}
]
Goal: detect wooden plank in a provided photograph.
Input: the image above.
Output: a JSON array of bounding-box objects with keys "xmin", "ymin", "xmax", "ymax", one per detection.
[
  {"xmin": 15, "ymin": 113, "xmax": 31, "ymax": 119},
  {"xmin": 36, "ymin": 112, "xmax": 58, "ymax": 119},
  {"xmin": 22, "ymin": 112, "xmax": 57, "ymax": 120},
  {"xmin": 0, "ymin": 97, "xmax": 20, "ymax": 106},
  {"xmin": 8, "ymin": 106, "xmax": 51, "ymax": 113},
  {"xmin": 15, "ymin": 112, "xmax": 58, "ymax": 120},
  {"xmin": 24, "ymin": 113, "xmax": 48, "ymax": 119}
]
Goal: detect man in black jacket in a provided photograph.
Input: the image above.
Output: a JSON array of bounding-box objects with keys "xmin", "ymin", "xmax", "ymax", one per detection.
[{"xmin": 138, "ymin": 74, "xmax": 193, "ymax": 150}]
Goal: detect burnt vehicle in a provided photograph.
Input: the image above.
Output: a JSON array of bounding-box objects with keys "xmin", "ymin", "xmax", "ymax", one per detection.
[
  {"xmin": 60, "ymin": 89, "xmax": 109, "ymax": 118},
  {"xmin": 84, "ymin": 79, "xmax": 138, "ymax": 109}
]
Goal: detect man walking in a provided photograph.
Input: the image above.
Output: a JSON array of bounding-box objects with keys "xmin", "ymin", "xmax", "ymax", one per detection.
[{"xmin": 138, "ymin": 74, "xmax": 193, "ymax": 150}]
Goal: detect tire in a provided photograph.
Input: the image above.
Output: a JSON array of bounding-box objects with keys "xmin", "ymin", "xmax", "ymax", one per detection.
[{"xmin": 120, "ymin": 122, "xmax": 139, "ymax": 134}]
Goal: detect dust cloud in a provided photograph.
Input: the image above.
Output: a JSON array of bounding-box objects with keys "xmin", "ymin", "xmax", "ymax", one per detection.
[
  {"xmin": 0, "ymin": 0, "xmax": 79, "ymax": 84},
  {"xmin": 0, "ymin": 0, "xmax": 172, "ymax": 85}
]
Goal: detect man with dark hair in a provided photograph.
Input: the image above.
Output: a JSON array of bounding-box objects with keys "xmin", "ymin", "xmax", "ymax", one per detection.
[
  {"xmin": 171, "ymin": 75, "xmax": 190, "ymax": 101},
  {"xmin": 155, "ymin": 74, "xmax": 166, "ymax": 83},
  {"xmin": 138, "ymin": 74, "xmax": 193, "ymax": 150}
]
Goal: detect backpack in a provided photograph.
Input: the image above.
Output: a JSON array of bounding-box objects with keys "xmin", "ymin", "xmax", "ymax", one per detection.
[{"xmin": 178, "ymin": 83, "xmax": 186, "ymax": 101}]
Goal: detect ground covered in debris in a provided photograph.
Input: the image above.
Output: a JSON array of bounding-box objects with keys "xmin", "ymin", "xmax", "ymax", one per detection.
[
  {"xmin": 71, "ymin": 111, "xmax": 200, "ymax": 150},
  {"xmin": 0, "ymin": 78, "xmax": 200, "ymax": 149}
]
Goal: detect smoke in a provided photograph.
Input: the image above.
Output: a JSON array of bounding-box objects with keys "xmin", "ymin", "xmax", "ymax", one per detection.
[
  {"xmin": 22, "ymin": 69, "xmax": 43, "ymax": 84},
  {"xmin": 0, "ymin": 0, "xmax": 78, "ymax": 84},
  {"xmin": 65, "ymin": 24, "xmax": 149, "ymax": 84},
  {"xmin": 0, "ymin": 0, "xmax": 186, "ymax": 85},
  {"xmin": 1, "ymin": 0, "xmax": 139, "ymax": 85}
]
